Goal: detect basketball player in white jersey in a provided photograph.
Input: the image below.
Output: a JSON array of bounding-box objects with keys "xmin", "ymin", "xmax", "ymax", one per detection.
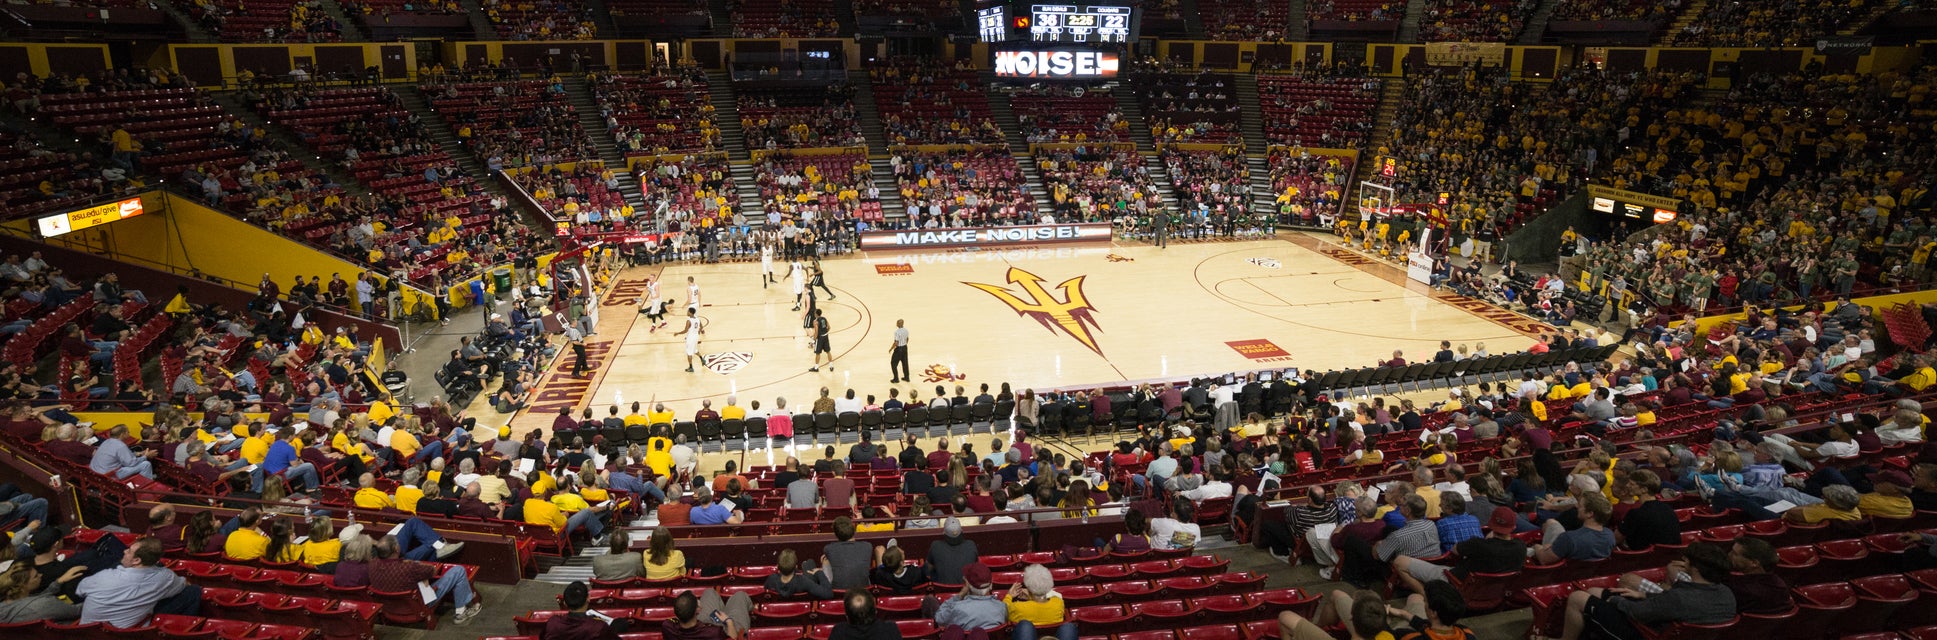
[
  {"xmin": 637, "ymin": 275, "xmax": 667, "ymax": 331},
  {"xmin": 788, "ymin": 260, "xmax": 807, "ymax": 311},
  {"xmin": 760, "ymin": 235, "xmax": 776, "ymax": 289},
  {"xmin": 673, "ymin": 307, "xmax": 703, "ymax": 373},
  {"xmin": 685, "ymin": 276, "xmax": 701, "ymax": 316}
]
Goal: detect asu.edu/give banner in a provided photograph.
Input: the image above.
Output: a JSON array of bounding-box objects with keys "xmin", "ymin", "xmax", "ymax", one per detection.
[
  {"xmin": 1226, "ymin": 339, "xmax": 1294, "ymax": 363},
  {"xmin": 859, "ymin": 222, "xmax": 1114, "ymax": 250}
]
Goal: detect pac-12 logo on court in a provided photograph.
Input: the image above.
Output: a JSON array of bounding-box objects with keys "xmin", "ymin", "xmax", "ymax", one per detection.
[
  {"xmin": 921, "ymin": 364, "xmax": 967, "ymax": 384},
  {"xmin": 1246, "ymin": 257, "xmax": 1282, "ymax": 269},
  {"xmin": 964, "ymin": 266, "xmax": 1105, "ymax": 356},
  {"xmin": 701, "ymin": 352, "xmax": 754, "ymax": 375}
]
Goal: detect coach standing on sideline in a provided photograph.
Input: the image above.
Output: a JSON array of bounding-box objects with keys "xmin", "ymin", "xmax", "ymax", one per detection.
[{"xmin": 890, "ymin": 320, "xmax": 911, "ymax": 384}]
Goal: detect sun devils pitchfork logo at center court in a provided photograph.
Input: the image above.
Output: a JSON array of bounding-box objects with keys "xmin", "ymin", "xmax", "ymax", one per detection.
[{"xmin": 964, "ymin": 267, "xmax": 1105, "ymax": 356}]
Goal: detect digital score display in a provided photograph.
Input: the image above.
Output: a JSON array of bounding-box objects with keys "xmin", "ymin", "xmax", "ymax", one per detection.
[
  {"xmin": 977, "ymin": 5, "xmax": 1009, "ymax": 42},
  {"xmin": 1030, "ymin": 4, "xmax": 1134, "ymax": 43},
  {"xmin": 1586, "ymin": 185, "xmax": 1680, "ymax": 225}
]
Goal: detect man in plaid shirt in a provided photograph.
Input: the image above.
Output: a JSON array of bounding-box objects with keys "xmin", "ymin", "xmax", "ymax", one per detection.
[
  {"xmin": 368, "ymin": 536, "xmax": 483, "ymax": 624},
  {"xmin": 1433, "ymin": 493, "xmax": 1484, "ymax": 553},
  {"xmin": 1374, "ymin": 494, "xmax": 1441, "ymax": 562}
]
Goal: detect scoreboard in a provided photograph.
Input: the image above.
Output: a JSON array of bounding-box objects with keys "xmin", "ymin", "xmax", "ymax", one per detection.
[
  {"xmin": 976, "ymin": 5, "xmax": 1008, "ymax": 43},
  {"xmin": 1029, "ymin": 4, "xmax": 1134, "ymax": 43},
  {"xmin": 976, "ymin": 2, "xmax": 1138, "ymax": 44},
  {"xmin": 1586, "ymin": 185, "xmax": 1681, "ymax": 224}
]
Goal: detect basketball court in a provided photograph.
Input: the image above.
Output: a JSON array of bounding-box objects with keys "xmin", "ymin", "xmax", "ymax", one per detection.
[{"xmin": 498, "ymin": 232, "xmax": 1543, "ymax": 437}]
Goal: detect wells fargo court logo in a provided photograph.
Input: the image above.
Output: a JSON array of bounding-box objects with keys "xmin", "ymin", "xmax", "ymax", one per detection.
[
  {"xmin": 963, "ymin": 266, "xmax": 1105, "ymax": 356},
  {"xmin": 1226, "ymin": 339, "xmax": 1293, "ymax": 363}
]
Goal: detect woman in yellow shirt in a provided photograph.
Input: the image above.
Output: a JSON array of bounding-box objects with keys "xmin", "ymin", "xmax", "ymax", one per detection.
[
  {"xmin": 576, "ymin": 468, "xmax": 618, "ymax": 509},
  {"xmin": 302, "ymin": 516, "xmax": 343, "ymax": 569},
  {"xmin": 1720, "ymin": 363, "xmax": 1754, "ymax": 396},
  {"xmin": 643, "ymin": 527, "xmax": 686, "ymax": 581},
  {"xmin": 1004, "ymin": 564, "xmax": 1068, "ymax": 634},
  {"xmin": 1527, "ymin": 398, "xmax": 1548, "ymax": 422},
  {"xmin": 260, "ymin": 518, "xmax": 304, "ymax": 564},
  {"xmin": 331, "ymin": 423, "xmax": 372, "ymax": 464}
]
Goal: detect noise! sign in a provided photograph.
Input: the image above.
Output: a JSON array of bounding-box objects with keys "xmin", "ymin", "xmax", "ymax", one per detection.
[{"xmin": 992, "ymin": 50, "xmax": 1120, "ymax": 79}]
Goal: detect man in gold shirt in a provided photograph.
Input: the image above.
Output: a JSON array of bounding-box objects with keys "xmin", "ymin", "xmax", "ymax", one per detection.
[
  {"xmin": 223, "ymin": 508, "xmax": 272, "ymax": 560},
  {"xmin": 524, "ymin": 488, "xmax": 611, "ymax": 544},
  {"xmin": 352, "ymin": 472, "xmax": 395, "ymax": 509}
]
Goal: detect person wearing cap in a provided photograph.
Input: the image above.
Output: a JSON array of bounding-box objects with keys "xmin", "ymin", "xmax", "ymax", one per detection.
[
  {"xmin": 1391, "ymin": 506, "xmax": 1526, "ymax": 596},
  {"xmin": 934, "ymin": 561, "xmax": 1006, "ymax": 632},
  {"xmin": 492, "ymin": 424, "xmax": 524, "ymax": 460},
  {"xmin": 924, "ymin": 516, "xmax": 978, "ymax": 584},
  {"xmin": 547, "ymin": 580, "xmax": 630, "ymax": 640}
]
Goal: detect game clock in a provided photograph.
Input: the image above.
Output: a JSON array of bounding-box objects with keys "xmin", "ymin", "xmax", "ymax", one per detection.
[
  {"xmin": 1030, "ymin": 4, "xmax": 1134, "ymax": 43},
  {"xmin": 974, "ymin": 2, "xmax": 1138, "ymax": 44},
  {"xmin": 977, "ymin": 5, "xmax": 1009, "ymax": 43}
]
